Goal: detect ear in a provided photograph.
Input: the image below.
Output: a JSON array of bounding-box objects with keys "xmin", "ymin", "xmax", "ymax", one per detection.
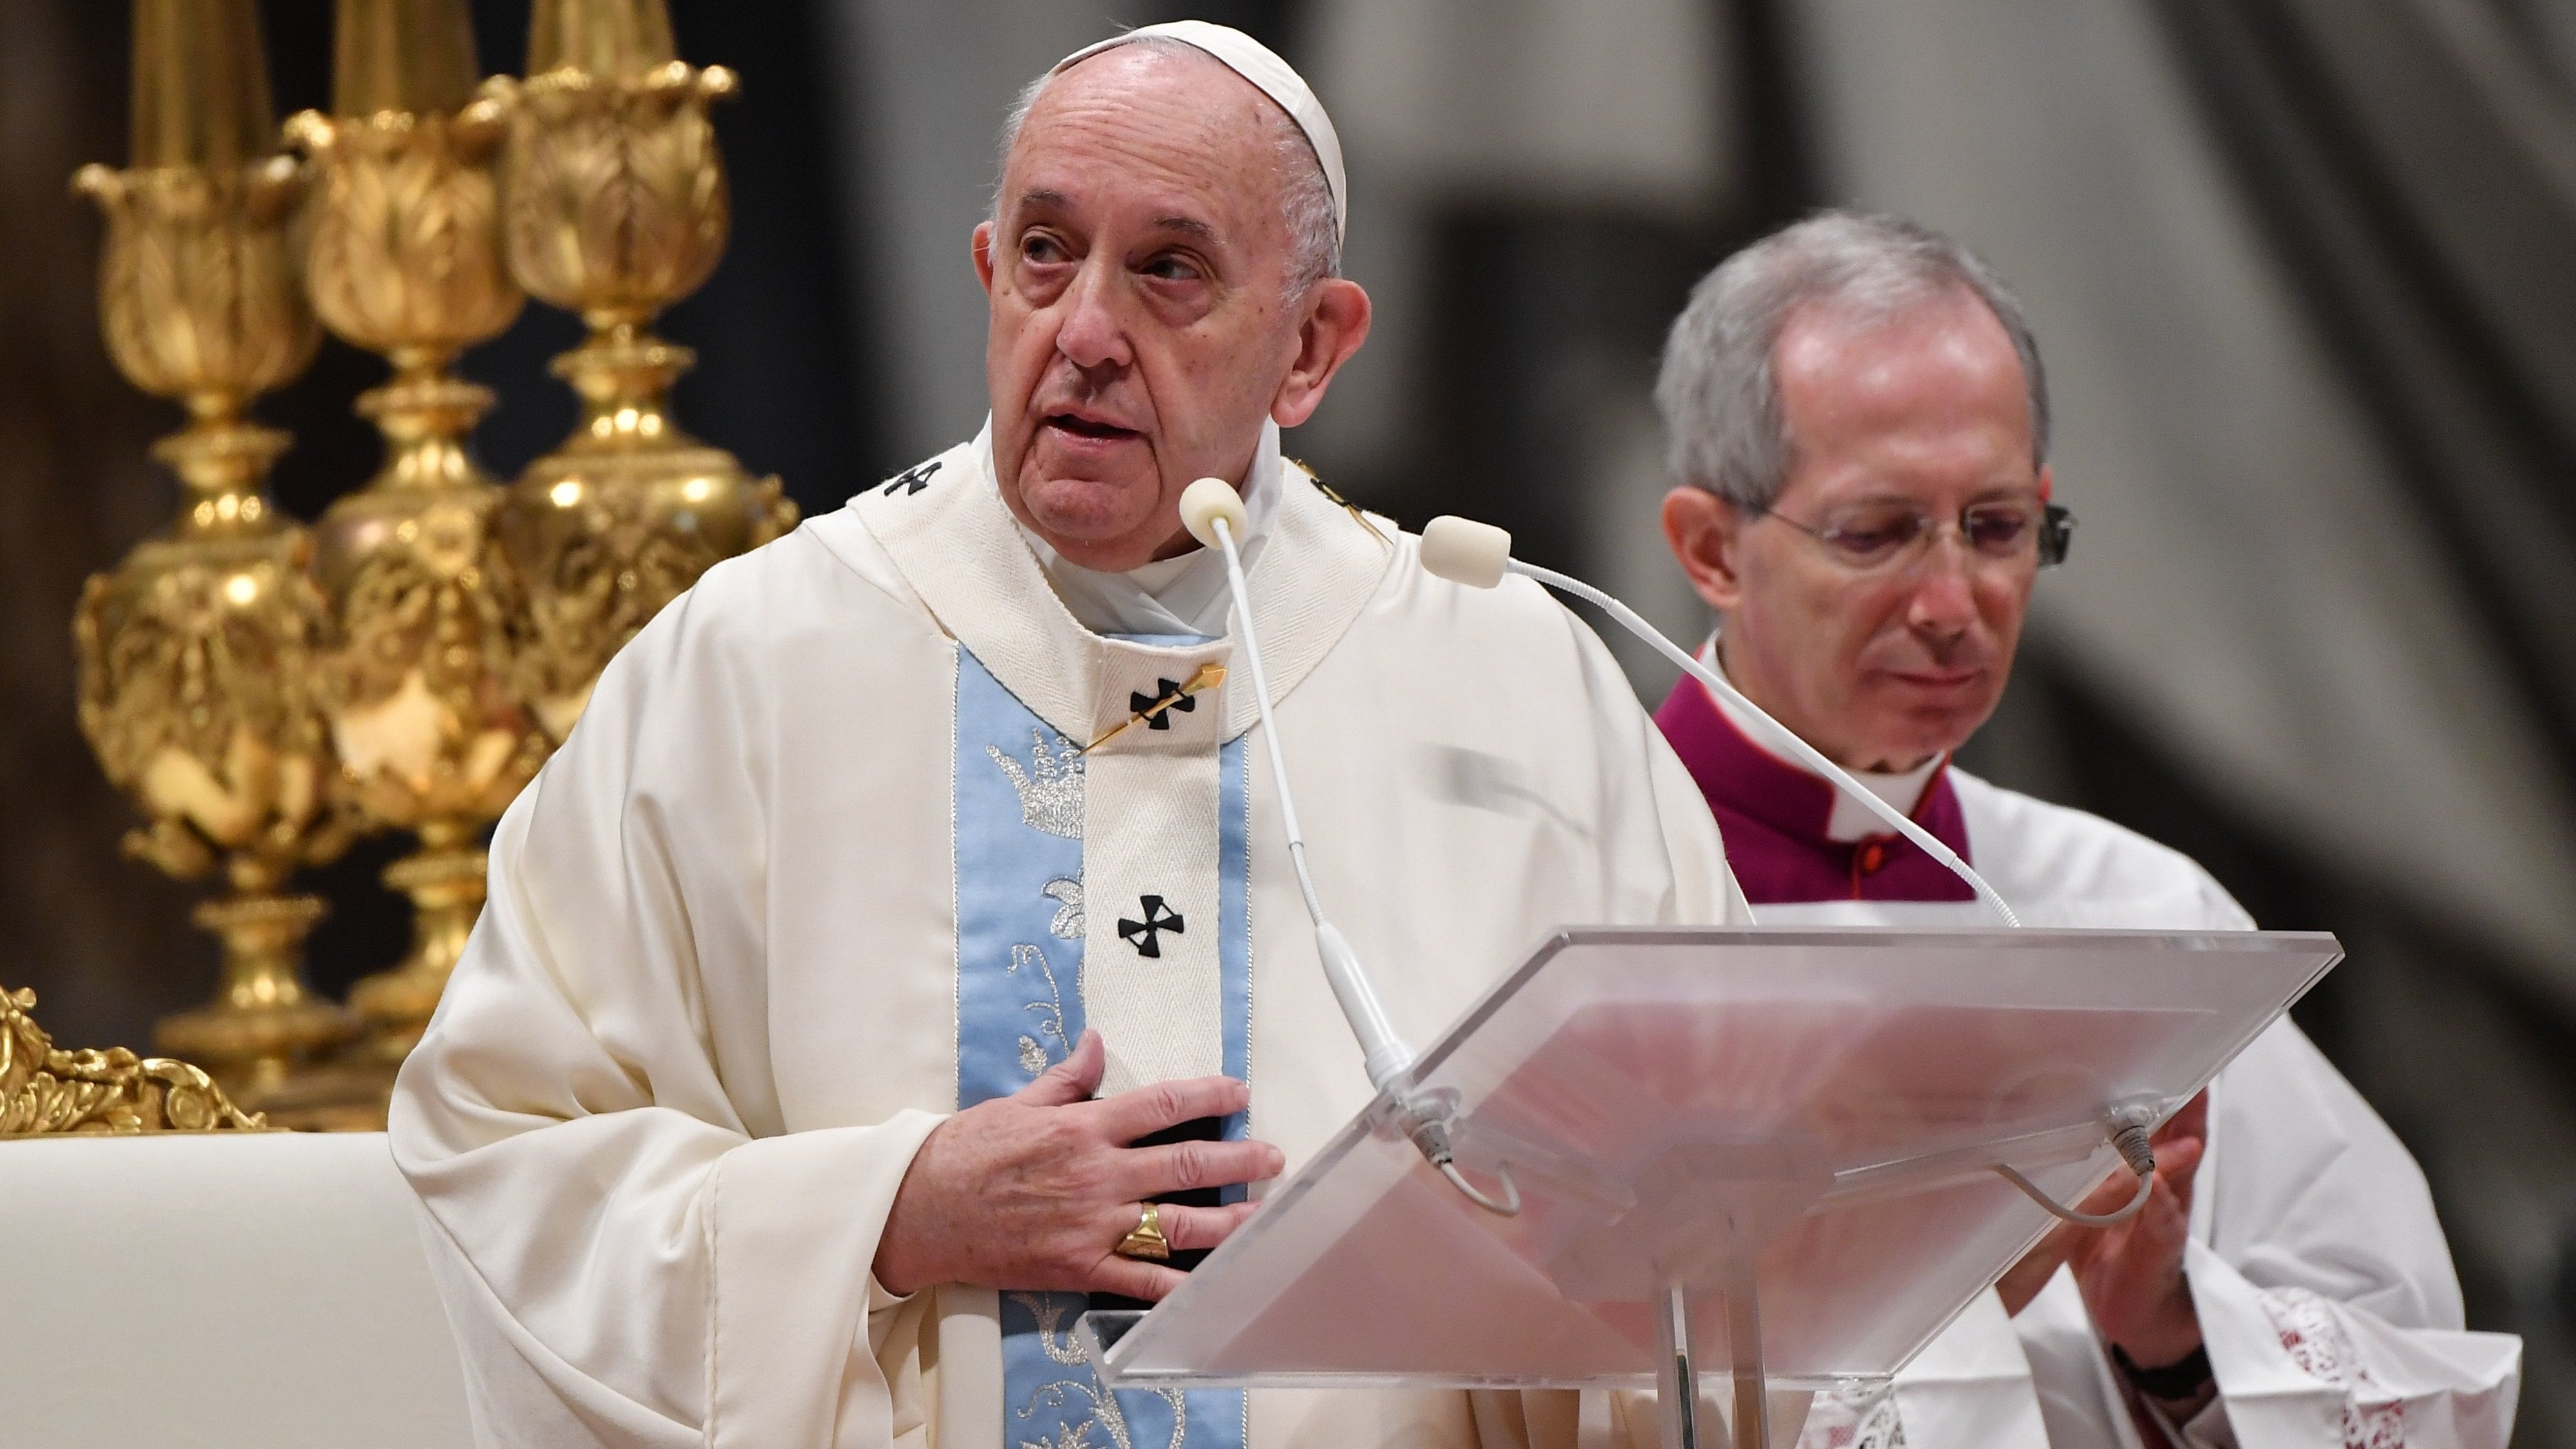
[
  {"xmin": 2036, "ymin": 463, "xmax": 2054, "ymax": 503},
  {"xmin": 972, "ymin": 220, "xmax": 997, "ymax": 296},
  {"xmin": 1270, "ymin": 278, "xmax": 1372, "ymax": 428},
  {"xmin": 1662, "ymin": 486, "xmax": 1748, "ymax": 613}
]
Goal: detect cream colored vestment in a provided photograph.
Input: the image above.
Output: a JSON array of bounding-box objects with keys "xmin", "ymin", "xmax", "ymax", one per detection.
[{"xmin": 390, "ymin": 434, "xmax": 1751, "ymax": 1449}]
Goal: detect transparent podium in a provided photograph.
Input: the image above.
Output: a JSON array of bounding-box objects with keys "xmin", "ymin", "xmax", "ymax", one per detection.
[{"xmin": 1081, "ymin": 926, "xmax": 2342, "ymax": 1449}]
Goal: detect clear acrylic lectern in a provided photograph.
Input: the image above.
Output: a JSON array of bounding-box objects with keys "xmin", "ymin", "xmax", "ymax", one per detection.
[{"xmin": 1081, "ymin": 926, "xmax": 2342, "ymax": 1449}]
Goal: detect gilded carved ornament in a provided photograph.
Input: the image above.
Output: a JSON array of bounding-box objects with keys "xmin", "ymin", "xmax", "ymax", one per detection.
[{"xmin": 0, "ymin": 986, "xmax": 268, "ymax": 1138}]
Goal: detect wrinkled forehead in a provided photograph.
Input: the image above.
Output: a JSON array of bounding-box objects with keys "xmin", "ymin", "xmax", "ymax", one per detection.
[
  {"xmin": 1015, "ymin": 48, "xmax": 1277, "ymax": 178},
  {"xmin": 1004, "ymin": 45, "xmax": 1286, "ymax": 207}
]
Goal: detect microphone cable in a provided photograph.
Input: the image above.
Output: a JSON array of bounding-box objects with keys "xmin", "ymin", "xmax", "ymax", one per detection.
[{"xmin": 1418, "ymin": 515, "xmax": 2019, "ymax": 927}]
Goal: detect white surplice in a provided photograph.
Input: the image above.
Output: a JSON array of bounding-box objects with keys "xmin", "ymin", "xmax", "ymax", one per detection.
[
  {"xmin": 388, "ymin": 427, "xmax": 1753, "ymax": 1449},
  {"xmin": 1760, "ymin": 769, "xmax": 2522, "ymax": 1449}
]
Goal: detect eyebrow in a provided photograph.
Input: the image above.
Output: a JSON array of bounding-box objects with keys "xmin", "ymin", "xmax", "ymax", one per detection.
[{"xmin": 1008, "ymin": 189, "xmax": 1220, "ymax": 243}]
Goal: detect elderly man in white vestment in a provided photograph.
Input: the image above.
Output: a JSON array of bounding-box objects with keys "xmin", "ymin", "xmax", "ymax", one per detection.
[
  {"xmin": 392, "ymin": 22, "xmax": 1754, "ymax": 1449},
  {"xmin": 1649, "ymin": 212, "xmax": 2521, "ymax": 1449}
]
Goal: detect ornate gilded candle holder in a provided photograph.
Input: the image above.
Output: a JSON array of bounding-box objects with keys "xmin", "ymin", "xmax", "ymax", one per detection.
[
  {"xmin": 71, "ymin": 0, "xmax": 356, "ymax": 1100},
  {"xmin": 488, "ymin": 0, "xmax": 796, "ymax": 738},
  {"xmin": 287, "ymin": 0, "xmax": 545, "ymax": 1064}
]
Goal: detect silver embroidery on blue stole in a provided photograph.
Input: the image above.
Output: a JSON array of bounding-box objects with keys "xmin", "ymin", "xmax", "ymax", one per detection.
[{"xmin": 955, "ymin": 646, "xmax": 1250, "ymax": 1449}]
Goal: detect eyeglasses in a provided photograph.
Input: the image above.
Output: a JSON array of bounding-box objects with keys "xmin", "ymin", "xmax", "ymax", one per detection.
[{"xmin": 1757, "ymin": 499, "xmax": 2075, "ymax": 571}]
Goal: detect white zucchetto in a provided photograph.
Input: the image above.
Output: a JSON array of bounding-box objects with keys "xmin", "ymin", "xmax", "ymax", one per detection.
[{"xmin": 1050, "ymin": 20, "xmax": 1347, "ymax": 245}]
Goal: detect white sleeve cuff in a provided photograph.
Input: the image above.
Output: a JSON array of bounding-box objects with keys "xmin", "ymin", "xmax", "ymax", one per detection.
[
  {"xmin": 707, "ymin": 1109, "xmax": 948, "ymax": 1449},
  {"xmin": 2185, "ymin": 1238, "xmax": 2521, "ymax": 1449}
]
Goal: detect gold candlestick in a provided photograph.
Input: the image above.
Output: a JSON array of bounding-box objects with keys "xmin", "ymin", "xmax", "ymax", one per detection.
[
  {"xmin": 486, "ymin": 0, "xmax": 795, "ymax": 739},
  {"xmin": 287, "ymin": 0, "xmax": 542, "ymax": 1065},
  {"xmin": 73, "ymin": 0, "xmax": 356, "ymax": 1102}
]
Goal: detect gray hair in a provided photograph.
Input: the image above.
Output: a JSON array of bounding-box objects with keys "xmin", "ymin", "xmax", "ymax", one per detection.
[
  {"xmin": 994, "ymin": 35, "xmax": 1341, "ymax": 296},
  {"xmin": 1655, "ymin": 211, "xmax": 2050, "ymax": 510}
]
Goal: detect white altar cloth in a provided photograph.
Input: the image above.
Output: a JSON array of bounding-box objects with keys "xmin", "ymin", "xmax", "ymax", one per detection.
[{"xmin": 0, "ymin": 1131, "xmax": 470, "ymax": 1448}]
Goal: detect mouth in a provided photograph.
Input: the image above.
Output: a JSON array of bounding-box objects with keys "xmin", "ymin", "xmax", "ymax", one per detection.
[
  {"xmin": 1886, "ymin": 669, "xmax": 1985, "ymax": 694},
  {"xmin": 1040, "ymin": 408, "xmax": 1143, "ymax": 445}
]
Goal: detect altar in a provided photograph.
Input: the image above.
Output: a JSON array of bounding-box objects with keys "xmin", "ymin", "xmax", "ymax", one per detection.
[{"xmin": 0, "ymin": 1132, "xmax": 470, "ymax": 1447}]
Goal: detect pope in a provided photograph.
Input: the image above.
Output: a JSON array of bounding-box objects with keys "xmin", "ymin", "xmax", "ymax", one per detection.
[{"xmin": 392, "ymin": 23, "xmax": 1750, "ymax": 1449}]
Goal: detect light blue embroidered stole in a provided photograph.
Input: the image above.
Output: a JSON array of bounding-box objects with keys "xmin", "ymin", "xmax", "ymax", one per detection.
[{"xmin": 955, "ymin": 644, "xmax": 1250, "ymax": 1449}]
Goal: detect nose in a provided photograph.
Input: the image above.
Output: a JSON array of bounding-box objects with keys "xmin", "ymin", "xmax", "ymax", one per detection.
[
  {"xmin": 1904, "ymin": 534, "xmax": 1979, "ymax": 639},
  {"xmin": 1054, "ymin": 255, "xmax": 1134, "ymax": 376}
]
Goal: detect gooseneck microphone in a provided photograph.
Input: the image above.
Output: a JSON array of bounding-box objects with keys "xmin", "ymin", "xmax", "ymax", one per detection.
[
  {"xmin": 1181, "ymin": 479, "xmax": 1518, "ymax": 1214},
  {"xmin": 1418, "ymin": 515, "xmax": 2021, "ymax": 927},
  {"xmin": 1180, "ymin": 481, "xmax": 1413, "ymax": 1092}
]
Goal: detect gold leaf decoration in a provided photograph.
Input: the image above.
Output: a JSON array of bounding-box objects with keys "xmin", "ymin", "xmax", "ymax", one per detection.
[{"xmin": 0, "ymin": 986, "xmax": 269, "ymax": 1138}]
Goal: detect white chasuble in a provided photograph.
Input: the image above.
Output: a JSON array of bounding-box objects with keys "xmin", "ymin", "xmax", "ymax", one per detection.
[{"xmin": 392, "ymin": 430, "xmax": 1752, "ymax": 1449}]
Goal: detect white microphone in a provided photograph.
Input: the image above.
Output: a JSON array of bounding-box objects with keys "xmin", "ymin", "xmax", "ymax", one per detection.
[
  {"xmin": 1185, "ymin": 480, "xmax": 1518, "ymax": 1214},
  {"xmin": 1181, "ymin": 481, "xmax": 1415, "ymax": 1091},
  {"xmin": 1417, "ymin": 515, "xmax": 2020, "ymax": 926}
]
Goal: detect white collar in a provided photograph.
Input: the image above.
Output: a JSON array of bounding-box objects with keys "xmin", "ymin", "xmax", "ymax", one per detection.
[
  {"xmin": 852, "ymin": 420, "xmax": 1388, "ymax": 747},
  {"xmin": 993, "ymin": 417, "xmax": 1284, "ymax": 638},
  {"xmin": 1697, "ymin": 635, "xmax": 1947, "ymax": 843}
]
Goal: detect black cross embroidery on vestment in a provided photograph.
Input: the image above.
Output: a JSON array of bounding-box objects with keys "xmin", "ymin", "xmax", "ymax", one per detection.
[
  {"xmin": 1117, "ymin": 896, "xmax": 1185, "ymax": 957},
  {"xmin": 882, "ymin": 461, "xmax": 937, "ymax": 497},
  {"xmin": 1129, "ymin": 678, "xmax": 1196, "ymax": 731}
]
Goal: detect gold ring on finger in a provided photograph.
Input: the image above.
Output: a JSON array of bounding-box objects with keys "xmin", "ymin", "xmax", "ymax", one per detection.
[{"xmin": 1114, "ymin": 1202, "xmax": 1172, "ymax": 1262}]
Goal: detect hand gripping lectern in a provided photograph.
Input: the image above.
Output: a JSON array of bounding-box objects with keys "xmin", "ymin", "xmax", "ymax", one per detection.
[{"xmin": 1080, "ymin": 926, "xmax": 2340, "ymax": 1449}]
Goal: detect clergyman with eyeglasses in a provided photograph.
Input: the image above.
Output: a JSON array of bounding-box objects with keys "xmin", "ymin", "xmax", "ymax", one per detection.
[{"xmin": 1650, "ymin": 212, "xmax": 2515, "ymax": 1449}]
